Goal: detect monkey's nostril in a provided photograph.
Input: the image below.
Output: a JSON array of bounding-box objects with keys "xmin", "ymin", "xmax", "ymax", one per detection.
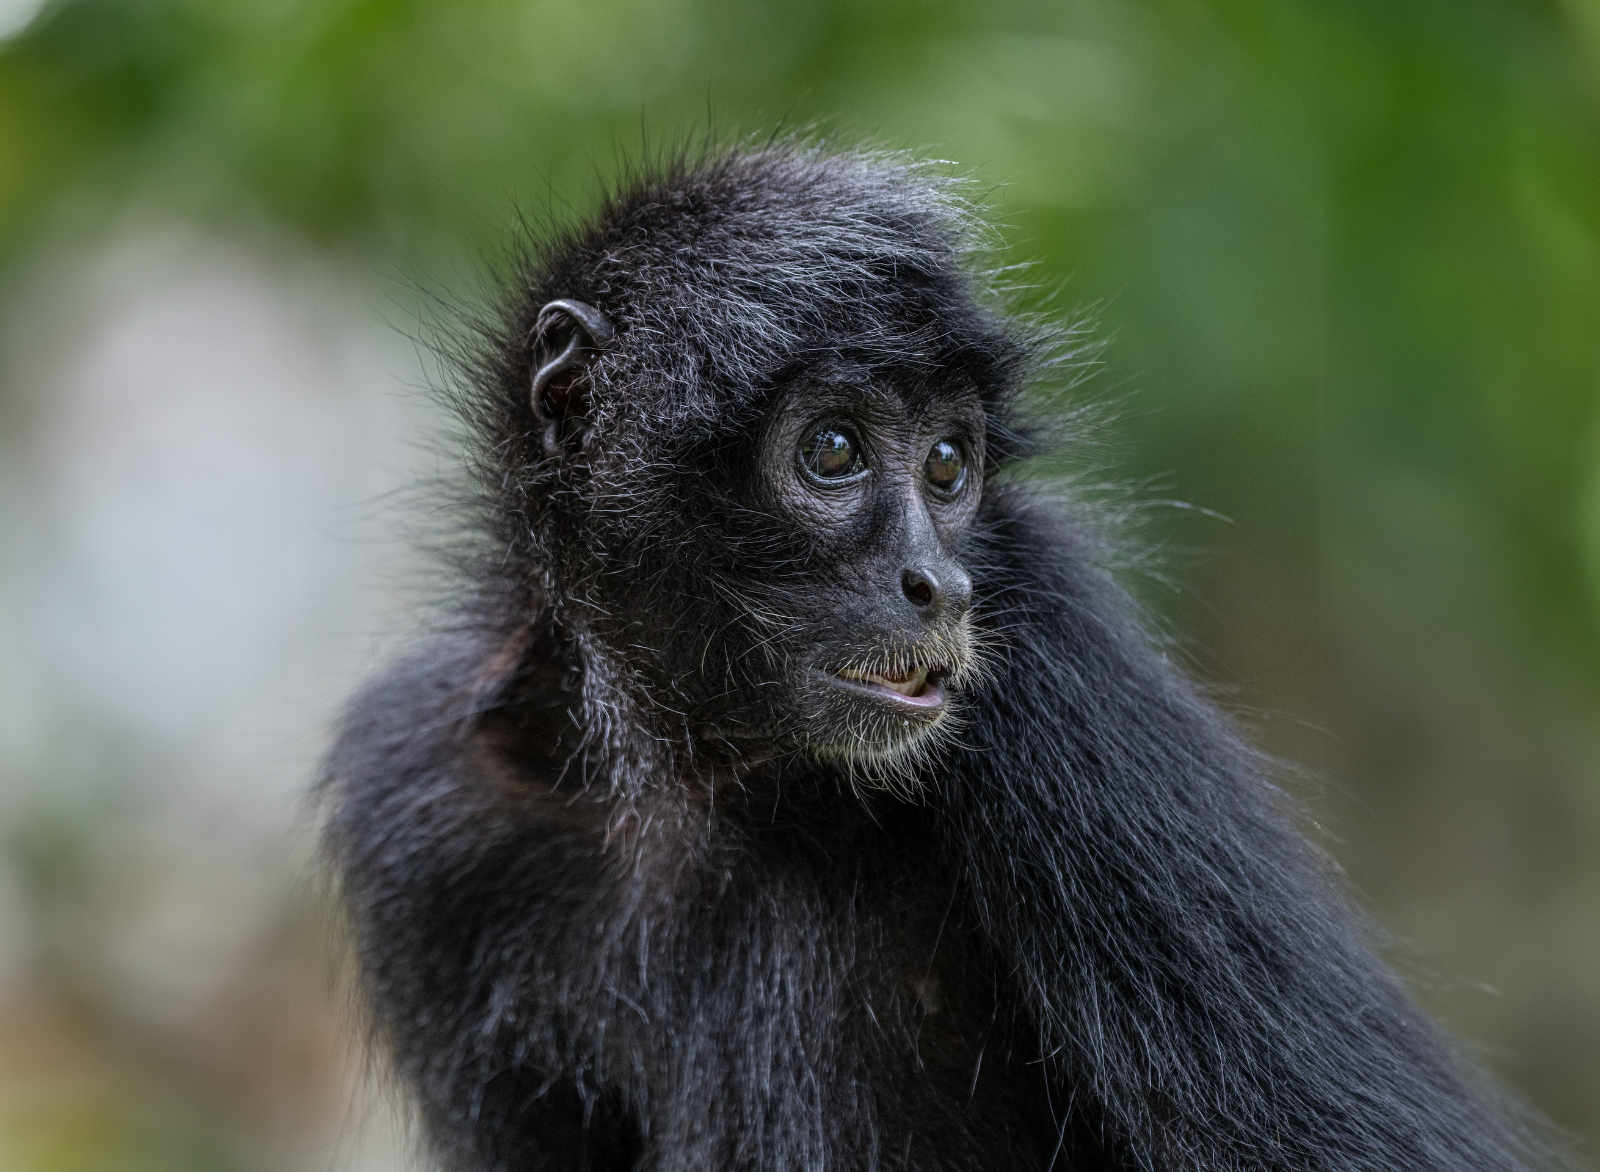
[{"xmin": 902, "ymin": 570, "xmax": 936, "ymax": 608}]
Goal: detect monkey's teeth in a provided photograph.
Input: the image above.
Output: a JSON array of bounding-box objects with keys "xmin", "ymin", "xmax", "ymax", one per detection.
[{"xmin": 840, "ymin": 666, "xmax": 932, "ymax": 697}]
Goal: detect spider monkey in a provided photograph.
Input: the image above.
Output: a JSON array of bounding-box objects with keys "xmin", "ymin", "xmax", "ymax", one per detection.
[{"xmin": 323, "ymin": 143, "xmax": 1566, "ymax": 1171}]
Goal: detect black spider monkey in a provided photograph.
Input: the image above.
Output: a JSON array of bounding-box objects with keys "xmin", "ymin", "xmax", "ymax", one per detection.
[{"xmin": 323, "ymin": 143, "xmax": 1568, "ymax": 1171}]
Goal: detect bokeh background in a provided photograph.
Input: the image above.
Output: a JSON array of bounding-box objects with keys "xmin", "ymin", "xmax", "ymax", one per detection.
[{"xmin": 1, "ymin": 0, "xmax": 1597, "ymax": 1168}]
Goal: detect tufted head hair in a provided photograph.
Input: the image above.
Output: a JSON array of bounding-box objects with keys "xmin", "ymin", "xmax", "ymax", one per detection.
[{"xmin": 451, "ymin": 142, "xmax": 1049, "ymax": 620}]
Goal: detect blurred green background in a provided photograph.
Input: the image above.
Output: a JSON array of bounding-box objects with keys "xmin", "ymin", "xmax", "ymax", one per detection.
[{"xmin": 0, "ymin": 0, "xmax": 1596, "ymax": 1168}]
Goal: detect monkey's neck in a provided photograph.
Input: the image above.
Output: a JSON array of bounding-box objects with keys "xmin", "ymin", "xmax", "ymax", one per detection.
[{"xmin": 478, "ymin": 607, "xmax": 785, "ymax": 805}]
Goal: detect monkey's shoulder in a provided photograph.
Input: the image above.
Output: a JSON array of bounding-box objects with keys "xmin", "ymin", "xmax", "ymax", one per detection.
[{"xmin": 326, "ymin": 626, "xmax": 590, "ymax": 819}]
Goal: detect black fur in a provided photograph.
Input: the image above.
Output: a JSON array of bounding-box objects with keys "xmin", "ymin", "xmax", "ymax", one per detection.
[{"xmin": 323, "ymin": 143, "xmax": 1565, "ymax": 1170}]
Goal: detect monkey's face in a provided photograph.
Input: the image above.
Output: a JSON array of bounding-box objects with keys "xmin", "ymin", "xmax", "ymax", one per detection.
[
  {"xmin": 734, "ymin": 367, "xmax": 991, "ymax": 787},
  {"xmin": 526, "ymin": 299, "xmax": 1015, "ymax": 791}
]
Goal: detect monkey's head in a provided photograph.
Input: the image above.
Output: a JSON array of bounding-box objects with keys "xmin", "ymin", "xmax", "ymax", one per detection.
[{"xmin": 478, "ymin": 145, "xmax": 1043, "ymax": 787}]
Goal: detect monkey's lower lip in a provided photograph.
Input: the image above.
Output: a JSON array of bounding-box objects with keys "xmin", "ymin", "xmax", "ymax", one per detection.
[{"xmin": 831, "ymin": 666, "xmax": 948, "ymax": 709}]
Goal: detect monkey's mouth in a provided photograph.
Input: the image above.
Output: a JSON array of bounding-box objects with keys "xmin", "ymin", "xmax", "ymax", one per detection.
[{"xmin": 832, "ymin": 664, "xmax": 948, "ymax": 710}]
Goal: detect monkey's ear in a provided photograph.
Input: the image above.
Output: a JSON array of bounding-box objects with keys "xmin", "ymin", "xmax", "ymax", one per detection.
[{"xmin": 530, "ymin": 299, "xmax": 614, "ymax": 456}]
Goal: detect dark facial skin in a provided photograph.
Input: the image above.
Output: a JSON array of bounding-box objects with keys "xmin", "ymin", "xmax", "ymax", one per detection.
[{"xmin": 752, "ymin": 367, "xmax": 987, "ymax": 777}]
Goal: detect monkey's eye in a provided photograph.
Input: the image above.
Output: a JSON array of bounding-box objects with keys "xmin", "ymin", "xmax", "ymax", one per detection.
[
  {"xmin": 925, "ymin": 439, "xmax": 966, "ymax": 493},
  {"xmin": 800, "ymin": 427, "xmax": 863, "ymax": 480}
]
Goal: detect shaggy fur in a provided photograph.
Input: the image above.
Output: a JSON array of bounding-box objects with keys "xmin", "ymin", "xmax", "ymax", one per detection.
[{"xmin": 323, "ymin": 142, "xmax": 1565, "ymax": 1171}]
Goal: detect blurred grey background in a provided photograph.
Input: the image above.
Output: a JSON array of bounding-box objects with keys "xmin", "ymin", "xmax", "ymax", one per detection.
[{"xmin": 0, "ymin": 0, "xmax": 1597, "ymax": 1168}]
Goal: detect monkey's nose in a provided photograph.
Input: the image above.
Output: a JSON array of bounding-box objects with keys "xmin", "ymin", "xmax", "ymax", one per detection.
[{"xmin": 901, "ymin": 565, "xmax": 971, "ymax": 618}]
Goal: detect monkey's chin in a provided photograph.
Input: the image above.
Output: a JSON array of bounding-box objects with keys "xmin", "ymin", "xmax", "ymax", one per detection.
[{"xmin": 804, "ymin": 669, "xmax": 958, "ymax": 796}]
